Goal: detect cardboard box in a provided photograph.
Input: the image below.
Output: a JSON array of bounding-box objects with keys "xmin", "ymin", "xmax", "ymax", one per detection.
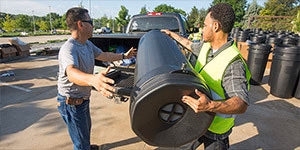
[
  {"xmin": 13, "ymin": 45, "xmax": 30, "ymax": 57},
  {"xmin": 266, "ymin": 51, "xmax": 273, "ymax": 69},
  {"xmin": 237, "ymin": 42, "xmax": 249, "ymax": 60},
  {"xmin": 9, "ymin": 38, "xmax": 31, "ymax": 57},
  {"xmin": 0, "ymin": 46, "xmax": 17, "ymax": 59},
  {"xmin": 15, "ymin": 44, "xmax": 31, "ymax": 52}
]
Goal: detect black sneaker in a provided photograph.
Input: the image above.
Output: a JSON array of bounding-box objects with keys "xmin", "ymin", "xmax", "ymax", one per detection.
[{"xmin": 90, "ymin": 144, "xmax": 99, "ymax": 150}]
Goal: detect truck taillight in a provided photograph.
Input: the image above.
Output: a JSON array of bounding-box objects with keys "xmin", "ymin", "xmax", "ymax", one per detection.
[{"xmin": 147, "ymin": 12, "xmax": 162, "ymax": 16}]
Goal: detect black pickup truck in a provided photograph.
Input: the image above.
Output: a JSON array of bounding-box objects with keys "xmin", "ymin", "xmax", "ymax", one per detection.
[{"xmin": 89, "ymin": 12, "xmax": 191, "ymax": 67}]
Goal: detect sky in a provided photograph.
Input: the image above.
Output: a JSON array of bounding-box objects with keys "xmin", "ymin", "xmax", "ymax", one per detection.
[{"xmin": 0, "ymin": 0, "xmax": 267, "ymax": 19}]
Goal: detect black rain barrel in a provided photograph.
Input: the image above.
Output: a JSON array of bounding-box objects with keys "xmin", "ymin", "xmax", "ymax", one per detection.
[
  {"xmin": 269, "ymin": 46, "xmax": 300, "ymax": 98},
  {"xmin": 294, "ymin": 75, "xmax": 300, "ymax": 99},
  {"xmin": 282, "ymin": 37, "xmax": 298, "ymax": 46},
  {"xmin": 250, "ymin": 34, "xmax": 266, "ymax": 44},
  {"xmin": 247, "ymin": 44, "xmax": 272, "ymax": 84},
  {"xmin": 266, "ymin": 36, "xmax": 282, "ymax": 46},
  {"xmin": 130, "ymin": 30, "xmax": 214, "ymax": 147},
  {"xmin": 237, "ymin": 30, "xmax": 249, "ymax": 42}
]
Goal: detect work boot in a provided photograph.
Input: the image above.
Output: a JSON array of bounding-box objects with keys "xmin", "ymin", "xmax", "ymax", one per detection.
[{"xmin": 90, "ymin": 144, "xmax": 99, "ymax": 150}]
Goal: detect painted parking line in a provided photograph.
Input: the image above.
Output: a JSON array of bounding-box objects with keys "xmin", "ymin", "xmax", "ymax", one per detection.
[{"xmin": 0, "ymin": 81, "xmax": 32, "ymax": 92}]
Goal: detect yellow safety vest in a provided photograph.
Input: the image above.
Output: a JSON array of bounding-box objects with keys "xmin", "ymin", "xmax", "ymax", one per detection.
[
  {"xmin": 188, "ymin": 28, "xmax": 202, "ymax": 41},
  {"xmin": 194, "ymin": 42, "xmax": 251, "ymax": 134}
]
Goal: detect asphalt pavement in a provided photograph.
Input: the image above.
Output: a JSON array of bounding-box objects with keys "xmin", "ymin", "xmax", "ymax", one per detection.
[{"xmin": 0, "ymin": 55, "xmax": 299, "ymax": 150}]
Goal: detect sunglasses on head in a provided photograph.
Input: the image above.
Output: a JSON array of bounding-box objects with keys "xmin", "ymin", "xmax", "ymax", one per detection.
[{"xmin": 82, "ymin": 20, "xmax": 93, "ymax": 26}]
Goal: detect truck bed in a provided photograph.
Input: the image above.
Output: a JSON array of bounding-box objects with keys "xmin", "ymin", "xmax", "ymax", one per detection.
[{"xmin": 89, "ymin": 33, "xmax": 143, "ymax": 67}]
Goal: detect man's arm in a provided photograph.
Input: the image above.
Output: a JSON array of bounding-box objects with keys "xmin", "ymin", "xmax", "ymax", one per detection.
[
  {"xmin": 182, "ymin": 60, "xmax": 249, "ymax": 114},
  {"xmin": 161, "ymin": 29, "xmax": 193, "ymax": 51},
  {"xmin": 182, "ymin": 89, "xmax": 248, "ymax": 114},
  {"xmin": 66, "ymin": 65, "xmax": 116, "ymax": 97},
  {"xmin": 96, "ymin": 47, "xmax": 137, "ymax": 62}
]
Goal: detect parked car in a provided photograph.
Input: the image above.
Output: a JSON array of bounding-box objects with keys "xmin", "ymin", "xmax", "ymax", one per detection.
[
  {"xmin": 0, "ymin": 28, "xmax": 6, "ymax": 33},
  {"xmin": 20, "ymin": 32, "xmax": 29, "ymax": 36},
  {"xmin": 94, "ymin": 27, "xmax": 111, "ymax": 34}
]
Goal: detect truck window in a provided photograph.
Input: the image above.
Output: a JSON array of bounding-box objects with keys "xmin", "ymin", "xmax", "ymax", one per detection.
[
  {"xmin": 180, "ymin": 15, "xmax": 191, "ymax": 33},
  {"xmin": 129, "ymin": 17, "xmax": 179, "ymax": 32}
]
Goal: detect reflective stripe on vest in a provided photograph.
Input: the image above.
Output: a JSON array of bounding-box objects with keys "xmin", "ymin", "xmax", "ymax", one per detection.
[{"xmin": 195, "ymin": 42, "xmax": 251, "ymax": 134}]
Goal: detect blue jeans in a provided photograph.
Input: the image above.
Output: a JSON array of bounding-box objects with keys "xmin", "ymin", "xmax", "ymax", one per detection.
[{"xmin": 57, "ymin": 94, "xmax": 91, "ymax": 150}]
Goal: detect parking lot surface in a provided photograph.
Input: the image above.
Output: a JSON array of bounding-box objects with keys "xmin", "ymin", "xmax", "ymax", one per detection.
[{"xmin": 0, "ymin": 55, "xmax": 299, "ymax": 150}]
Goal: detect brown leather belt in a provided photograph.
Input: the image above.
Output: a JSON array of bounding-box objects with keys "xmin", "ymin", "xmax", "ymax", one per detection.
[{"xmin": 66, "ymin": 97, "xmax": 87, "ymax": 105}]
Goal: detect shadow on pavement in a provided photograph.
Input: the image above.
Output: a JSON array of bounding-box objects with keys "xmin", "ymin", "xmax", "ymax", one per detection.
[
  {"xmin": 0, "ymin": 59, "xmax": 60, "ymax": 138},
  {"xmin": 232, "ymin": 98, "xmax": 300, "ymax": 149},
  {"xmin": 0, "ymin": 85, "xmax": 59, "ymax": 137},
  {"xmin": 0, "ymin": 64, "xmax": 58, "ymax": 83},
  {"xmin": 0, "ymin": 83, "xmax": 57, "ymax": 107},
  {"xmin": 100, "ymin": 137, "xmax": 142, "ymax": 149}
]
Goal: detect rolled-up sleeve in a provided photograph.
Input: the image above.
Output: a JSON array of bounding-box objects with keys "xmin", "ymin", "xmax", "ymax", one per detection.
[{"xmin": 222, "ymin": 59, "xmax": 249, "ymax": 105}]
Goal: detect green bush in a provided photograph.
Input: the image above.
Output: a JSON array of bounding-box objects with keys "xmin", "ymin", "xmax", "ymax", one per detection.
[{"xmin": 0, "ymin": 32, "xmax": 21, "ymax": 37}]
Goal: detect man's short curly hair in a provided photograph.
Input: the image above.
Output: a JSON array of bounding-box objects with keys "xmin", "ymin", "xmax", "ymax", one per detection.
[
  {"xmin": 208, "ymin": 3, "xmax": 235, "ymax": 33},
  {"xmin": 66, "ymin": 7, "xmax": 89, "ymax": 30}
]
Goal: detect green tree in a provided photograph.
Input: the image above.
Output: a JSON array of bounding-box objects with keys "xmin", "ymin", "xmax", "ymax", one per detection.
[
  {"xmin": 242, "ymin": 0, "xmax": 262, "ymax": 28},
  {"xmin": 187, "ymin": 6, "xmax": 199, "ymax": 28},
  {"xmin": 153, "ymin": 4, "xmax": 187, "ymax": 16},
  {"xmin": 292, "ymin": 10, "xmax": 300, "ymax": 32},
  {"xmin": 100, "ymin": 15, "xmax": 109, "ymax": 27},
  {"xmin": 15, "ymin": 14, "xmax": 31, "ymax": 31},
  {"xmin": 140, "ymin": 6, "xmax": 148, "ymax": 14},
  {"xmin": 61, "ymin": 13, "xmax": 67, "ymax": 30},
  {"xmin": 196, "ymin": 8, "xmax": 207, "ymax": 28},
  {"xmin": 37, "ymin": 20, "xmax": 49, "ymax": 31},
  {"xmin": 110, "ymin": 18, "xmax": 118, "ymax": 33},
  {"xmin": 2, "ymin": 14, "xmax": 16, "ymax": 32},
  {"xmin": 260, "ymin": 0, "xmax": 299, "ymax": 16},
  {"xmin": 93, "ymin": 18, "xmax": 101, "ymax": 29},
  {"xmin": 211, "ymin": 0, "xmax": 247, "ymax": 27},
  {"xmin": 0, "ymin": 12, "xmax": 8, "ymax": 29},
  {"xmin": 115, "ymin": 5, "xmax": 131, "ymax": 32},
  {"xmin": 46, "ymin": 13, "xmax": 61, "ymax": 29}
]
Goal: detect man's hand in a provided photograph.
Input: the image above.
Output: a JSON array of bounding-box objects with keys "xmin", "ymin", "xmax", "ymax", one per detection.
[
  {"xmin": 91, "ymin": 67, "xmax": 116, "ymax": 97},
  {"xmin": 124, "ymin": 47, "xmax": 137, "ymax": 59},
  {"xmin": 161, "ymin": 29, "xmax": 172, "ymax": 36},
  {"xmin": 182, "ymin": 89, "xmax": 212, "ymax": 113},
  {"xmin": 161, "ymin": 29, "xmax": 193, "ymax": 51}
]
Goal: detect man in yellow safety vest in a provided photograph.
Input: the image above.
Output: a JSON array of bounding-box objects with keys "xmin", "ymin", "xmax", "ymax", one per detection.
[
  {"xmin": 188, "ymin": 27, "xmax": 202, "ymax": 42},
  {"xmin": 162, "ymin": 3, "xmax": 251, "ymax": 150}
]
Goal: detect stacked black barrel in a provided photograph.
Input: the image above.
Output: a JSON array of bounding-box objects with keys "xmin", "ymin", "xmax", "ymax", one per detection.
[
  {"xmin": 247, "ymin": 28, "xmax": 271, "ymax": 85},
  {"xmin": 231, "ymin": 28, "xmax": 300, "ymax": 99},
  {"xmin": 269, "ymin": 31, "xmax": 300, "ymax": 98},
  {"xmin": 247, "ymin": 43, "xmax": 271, "ymax": 85},
  {"xmin": 230, "ymin": 27, "xmax": 249, "ymax": 42}
]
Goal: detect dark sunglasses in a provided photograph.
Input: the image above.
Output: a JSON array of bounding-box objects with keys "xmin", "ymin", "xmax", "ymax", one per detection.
[{"xmin": 82, "ymin": 20, "xmax": 93, "ymax": 26}]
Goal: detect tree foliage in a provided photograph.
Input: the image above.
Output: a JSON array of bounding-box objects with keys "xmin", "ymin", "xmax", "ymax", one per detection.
[
  {"xmin": 61, "ymin": 13, "xmax": 67, "ymax": 30},
  {"xmin": 15, "ymin": 14, "xmax": 31, "ymax": 31},
  {"xmin": 115, "ymin": 5, "xmax": 131, "ymax": 32},
  {"xmin": 196, "ymin": 8, "xmax": 207, "ymax": 28},
  {"xmin": 211, "ymin": 0, "xmax": 247, "ymax": 27},
  {"xmin": 187, "ymin": 7, "xmax": 207, "ymax": 30},
  {"xmin": 242, "ymin": 0, "xmax": 262, "ymax": 28},
  {"xmin": 260, "ymin": 0, "xmax": 299, "ymax": 16},
  {"xmin": 153, "ymin": 4, "xmax": 186, "ymax": 16},
  {"xmin": 2, "ymin": 15, "xmax": 17, "ymax": 32},
  {"xmin": 292, "ymin": 10, "xmax": 300, "ymax": 32},
  {"xmin": 187, "ymin": 6, "xmax": 199, "ymax": 28},
  {"xmin": 140, "ymin": 6, "xmax": 148, "ymax": 14},
  {"xmin": 37, "ymin": 20, "xmax": 49, "ymax": 31}
]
